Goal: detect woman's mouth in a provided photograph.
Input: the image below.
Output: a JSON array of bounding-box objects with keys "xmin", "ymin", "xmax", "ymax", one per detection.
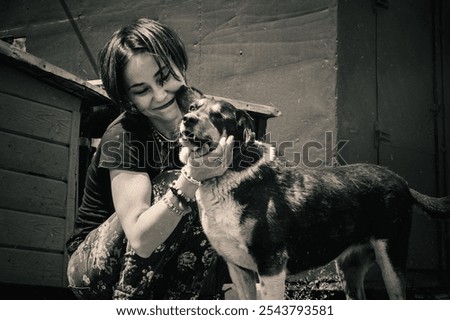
[{"xmin": 153, "ymin": 98, "xmax": 176, "ymax": 111}]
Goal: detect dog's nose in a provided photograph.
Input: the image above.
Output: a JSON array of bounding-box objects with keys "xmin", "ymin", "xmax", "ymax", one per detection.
[{"xmin": 182, "ymin": 114, "xmax": 198, "ymax": 126}]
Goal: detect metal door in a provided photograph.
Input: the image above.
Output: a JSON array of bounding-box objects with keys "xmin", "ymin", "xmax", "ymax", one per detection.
[{"xmin": 376, "ymin": 0, "xmax": 443, "ymax": 270}]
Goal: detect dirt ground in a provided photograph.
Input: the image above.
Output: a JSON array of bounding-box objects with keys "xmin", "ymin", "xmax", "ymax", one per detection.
[{"xmin": 1, "ymin": 279, "xmax": 449, "ymax": 300}]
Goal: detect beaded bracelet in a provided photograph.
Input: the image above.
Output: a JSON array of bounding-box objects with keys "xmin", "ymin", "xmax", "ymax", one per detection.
[
  {"xmin": 169, "ymin": 180, "xmax": 196, "ymax": 205},
  {"xmin": 181, "ymin": 167, "xmax": 202, "ymax": 186},
  {"xmin": 162, "ymin": 193, "xmax": 189, "ymax": 217}
]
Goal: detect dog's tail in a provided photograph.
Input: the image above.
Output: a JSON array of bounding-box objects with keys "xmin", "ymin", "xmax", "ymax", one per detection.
[{"xmin": 410, "ymin": 189, "xmax": 450, "ymax": 219}]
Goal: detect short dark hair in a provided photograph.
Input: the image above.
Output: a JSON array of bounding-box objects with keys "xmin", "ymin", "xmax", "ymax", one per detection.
[{"xmin": 98, "ymin": 18, "xmax": 188, "ymax": 110}]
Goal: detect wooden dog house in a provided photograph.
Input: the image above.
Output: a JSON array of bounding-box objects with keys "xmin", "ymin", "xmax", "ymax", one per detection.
[{"xmin": 0, "ymin": 40, "xmax": 110, "ymax": 289}]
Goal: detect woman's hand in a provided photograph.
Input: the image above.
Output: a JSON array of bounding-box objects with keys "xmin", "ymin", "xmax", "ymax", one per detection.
[{"xmin": 185, "ymin": 135, "xmax": 234, "ymax": 182}]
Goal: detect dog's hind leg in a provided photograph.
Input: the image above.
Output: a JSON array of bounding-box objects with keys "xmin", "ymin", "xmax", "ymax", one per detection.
[
  {"xmin": 227, "ymin": 262, "xmax": 258, "ymax": 299},
  {"xmin": 259, "ymin": 269, "xmax": 287, "ymax": 300},
  {"xmin": 335, "ymin": 244, "xmax": 375, "ymax": 299},
  {"xmin": 370, "ymin": 238, "xmax": 406, "ymax": 299}
]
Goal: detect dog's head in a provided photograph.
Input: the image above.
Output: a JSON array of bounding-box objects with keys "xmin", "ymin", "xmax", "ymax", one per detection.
[
  {"xmin": 175, "ymin": 85, "xmax": 204, "ymax": 114},
  {"xmin": 179, "ymin": 97, "xmax": 260, "ymax": 169}
]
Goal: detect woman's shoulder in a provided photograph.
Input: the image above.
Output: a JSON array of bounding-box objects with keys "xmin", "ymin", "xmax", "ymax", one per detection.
[{"xmin": 101, "ymin": 112, "xmax": 152, "ymax": 143}]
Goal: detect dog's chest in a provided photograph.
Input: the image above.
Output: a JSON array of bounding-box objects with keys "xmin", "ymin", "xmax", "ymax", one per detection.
[{"xmin": 196, "ymin": 181, "xmax": 257, "ymax": 271}]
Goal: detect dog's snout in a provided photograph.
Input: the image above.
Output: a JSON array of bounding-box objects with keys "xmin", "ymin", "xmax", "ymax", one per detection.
[{"xmin": 182, "ymin": 114, "xmax": 198, "ymax": 126}]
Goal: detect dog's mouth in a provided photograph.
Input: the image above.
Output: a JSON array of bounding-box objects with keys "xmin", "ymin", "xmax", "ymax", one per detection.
[
  {"xmin": 180, "ymin": 129, "xmax": 210, "ymax": 147},
  {"xmin": 180, "ymin": 129, "xmax": 218, "ymax": 156}
]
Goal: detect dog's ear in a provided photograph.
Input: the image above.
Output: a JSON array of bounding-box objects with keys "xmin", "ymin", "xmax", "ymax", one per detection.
[
  {"xmin": 176, "ymin": 86, "xmax": 204, "ymax": 113},
  {"xmin": 236, "ymin": 109, "xmax": 255, "ymax": 144}
]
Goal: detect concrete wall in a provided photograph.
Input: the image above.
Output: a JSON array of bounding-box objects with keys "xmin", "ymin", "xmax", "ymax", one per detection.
[{"xmin": 0, "ymin": 0, "xmax": 339, "ymax": 164}]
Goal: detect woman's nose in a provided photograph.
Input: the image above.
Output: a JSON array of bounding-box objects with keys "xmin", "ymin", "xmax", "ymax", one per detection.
[{"xmin": 152, "ymin": 85, "xmax": 167, "ymax": 102}]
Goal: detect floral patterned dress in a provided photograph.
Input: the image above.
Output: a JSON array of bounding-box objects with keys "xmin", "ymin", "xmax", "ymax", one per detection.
[{"xmin": 67, "ymin": 170, "xmax": 222, "ymax": 300}]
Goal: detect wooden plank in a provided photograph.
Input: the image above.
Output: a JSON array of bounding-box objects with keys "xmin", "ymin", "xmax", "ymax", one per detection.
[
  {"xmin": 0, "ymin": 247, "xmax": 64, "ymax": 287},
  {"xmin": 202, "ymin": 95, "xmax": 279, "ymax": 140},
  {"xmin": 0, "ymin": 92, "xmax": 72, "ymax": 144},
  {"xmin": 0, "ymin": 168, "xmax": 67, "ymax": 218},
  {"xmin": 0, "ymin": 62, "xmax": 81, "ymax": 112},
  {"xmin": 205, "ymin": 94, "xmax": 281, "ymax": 118},
  {"xmin": 0, "ymin": 208, "xmax": 65, "ymax": 251},
  {"xmin": 62, "ymin": 107, "xmax": 81, "ymax": 287},
  {"xmin": 0, "ymin": 40, "xmax": 110, "ymax": 106},
  {"xmin": 0, "ymin": 131, "xmax": 69, "ymax": 180}
]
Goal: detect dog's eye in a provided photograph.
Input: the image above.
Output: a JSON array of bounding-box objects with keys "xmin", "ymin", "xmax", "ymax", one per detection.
[{"xmin": 189, "ymin": 104, "xmax": 198, "ymax": 112}]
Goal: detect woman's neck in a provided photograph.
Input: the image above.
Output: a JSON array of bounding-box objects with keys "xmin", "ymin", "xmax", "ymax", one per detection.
[{"xmin": 151, "ymin": 120, "xmax": 179, "ymax": 140}]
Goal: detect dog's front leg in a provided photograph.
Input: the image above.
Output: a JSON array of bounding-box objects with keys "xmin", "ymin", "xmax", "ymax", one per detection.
[
  {"xmin": 227, "ymin": 262, "xmax": 258, "ymax": 299},
  {"xmin": 259, "ymin": 270, "xmax": 287, "ymax": 300}
]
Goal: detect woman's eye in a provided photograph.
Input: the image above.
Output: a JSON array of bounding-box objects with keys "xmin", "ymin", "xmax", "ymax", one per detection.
[{"xmin": 133, "ymin": 88, "xmax": 149, "ymax": 95}]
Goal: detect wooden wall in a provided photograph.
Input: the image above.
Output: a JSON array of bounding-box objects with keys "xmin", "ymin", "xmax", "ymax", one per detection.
[{"xmin": 0, "ymin": 62, "xmax": 80, "ymax": 287}]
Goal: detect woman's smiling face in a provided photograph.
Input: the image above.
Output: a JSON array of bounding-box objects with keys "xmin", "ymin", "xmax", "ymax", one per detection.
[{"xmin": 123, "ymin": 52, "xmax": 186, "ymax": 123}]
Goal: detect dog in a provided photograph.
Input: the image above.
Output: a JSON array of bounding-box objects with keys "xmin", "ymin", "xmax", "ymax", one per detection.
[{"xmin": 178, "ymin": 96, "xmax": 450, "ymax": 300}]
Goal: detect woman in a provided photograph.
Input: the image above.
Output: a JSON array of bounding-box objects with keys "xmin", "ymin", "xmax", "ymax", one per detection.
[{"xmin": 66, "ymin": 18, "xmax": 233, "ymax": 299}]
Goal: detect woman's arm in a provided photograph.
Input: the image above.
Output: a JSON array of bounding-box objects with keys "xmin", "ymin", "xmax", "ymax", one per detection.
[
  {"xmin": 110, "ymin": 135, "xmax": 234, "ymax": 259},
  {"xmin": 110, "ymin": 169, "xmax": 198, "ymax": 258}
]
